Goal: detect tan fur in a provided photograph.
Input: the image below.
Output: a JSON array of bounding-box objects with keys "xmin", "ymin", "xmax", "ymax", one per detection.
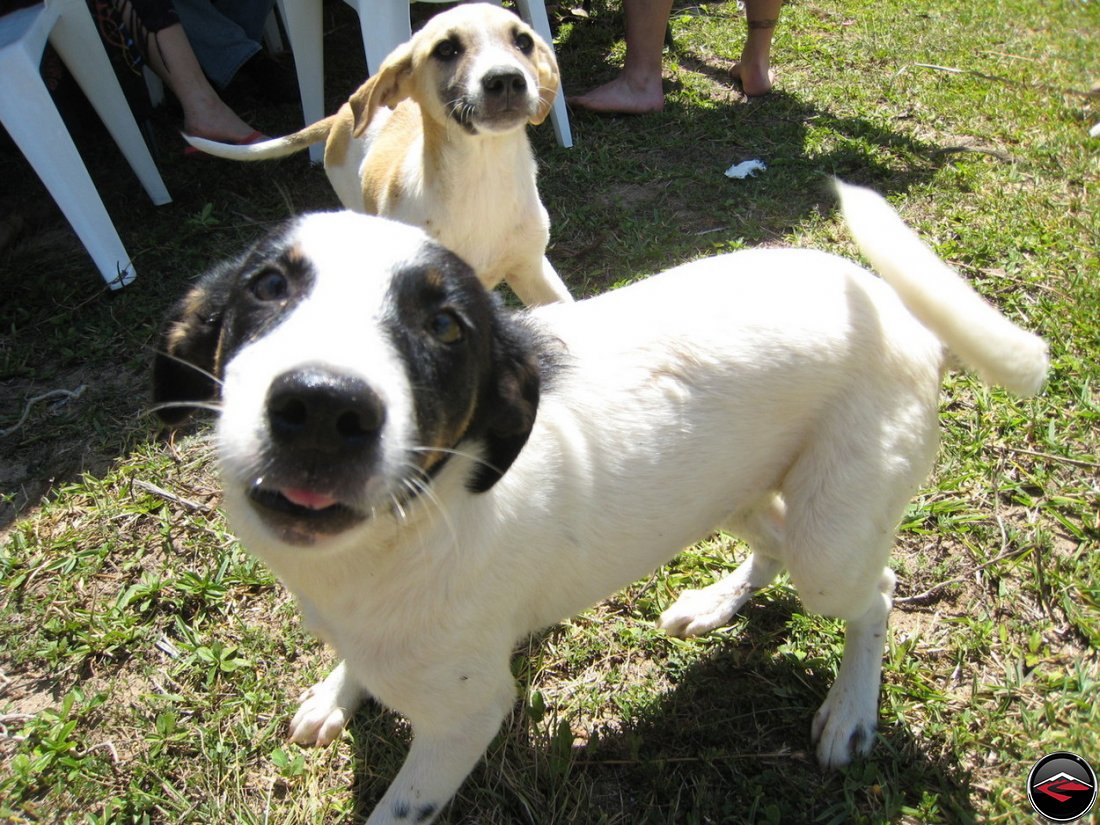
[{"xmin": 183, "ymin": 3, "xmax": 572, "ymax": 306}]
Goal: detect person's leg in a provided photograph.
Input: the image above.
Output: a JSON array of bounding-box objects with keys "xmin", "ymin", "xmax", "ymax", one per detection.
[
  {"xmin": 568, "ymin": 0, "xmax": 673, "ymax": 114},
  {"xmin": 117, "ymin": 0, "xmax": 260, "ymax": 140},
  {"xmin": 731, "ymin": 0, "xmax": 782, "ymax": 96},
  {"xmin": 172, "ymin": 0, "xmax": 259, "ymax": 90},
  {"xmin": 212, "ymin": 0, "xmax": 274, "ymax": 44}
]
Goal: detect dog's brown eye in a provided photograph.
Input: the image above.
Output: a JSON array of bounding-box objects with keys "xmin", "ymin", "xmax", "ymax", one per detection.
[
  {"xmin": 514, "ymin": 32, "xmax": 534, "ymax": 54},
  {"xmin": 250, "ymin": 269, "xmax": 289, "ymax": 302},
  {"xmin": 427, "ymin": 310, "xmax": 464, "ymax": 345},
  {"xmin": 432, "ymin": 38, "xmax": 460, "ymax": 61}
]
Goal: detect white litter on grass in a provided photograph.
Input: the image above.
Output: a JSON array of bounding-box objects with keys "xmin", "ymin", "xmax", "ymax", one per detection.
[
  {"xmin": 724, "ymin": 159, "xmax": 767, "ymax": 179},
  {"xmin": 1090, "ymin": 122, "xmax": 1100, "ymax": 138}
]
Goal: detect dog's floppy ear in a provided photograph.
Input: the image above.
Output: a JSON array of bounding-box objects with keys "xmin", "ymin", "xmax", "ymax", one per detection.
[
  {"xmin": 152, "ymin": 262, "xmax": 235, "ymax": 426},
  {"xmin": 530, "ymin": 35, "xmax": 560, "ymax": 126},
  {"xmin": 349, "ymin": 42, "xmax": 415, "ymax": 138},
  {"xmin": 467, "ymin": 314, "xmax": 542, "ymax": 493}
]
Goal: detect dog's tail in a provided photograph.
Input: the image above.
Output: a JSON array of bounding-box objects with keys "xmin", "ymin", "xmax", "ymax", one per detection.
[
  {"xmin": 183, "ymin": 115, "xmax": 339, "ymax": 161},
  {"xmin": 835, "ymin": 180, "xmax": 1049, "ymax": 396}
]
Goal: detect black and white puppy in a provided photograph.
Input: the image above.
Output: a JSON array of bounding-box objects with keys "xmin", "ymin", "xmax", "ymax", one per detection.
[{"xmin": 154, "ymin": 183, "xmax": 1048, "ymax": 825}]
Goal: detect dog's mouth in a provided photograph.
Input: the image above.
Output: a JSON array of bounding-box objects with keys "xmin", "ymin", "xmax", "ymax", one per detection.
[
  {"xmin": 474, "ymin": 105, "xmax": 530, "ymax": 132},
  {"xmin": 247, "ymin": 483, "xmax": 367, "ymax": 544},
  {"xmin": 448, "ymin": 95, "xmax": 531, "ymax": 134}
]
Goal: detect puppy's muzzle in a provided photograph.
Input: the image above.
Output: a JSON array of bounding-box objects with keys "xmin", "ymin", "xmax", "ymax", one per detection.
[{"xmin": 247, "ymin": 366, "xmax": 385, "ymax": 542}]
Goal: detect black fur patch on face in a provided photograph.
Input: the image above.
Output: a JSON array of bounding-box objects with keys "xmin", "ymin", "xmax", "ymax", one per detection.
[
  {"xmin": 381, "ymin": 244, "xmax": 541, "ymax": 492},
  {"xmin": 382, "ymin": 246, "xmax": 497, "ymax": 473},
  {"xmin": 152, "ymin": 227, "xmax": 315, "ymax": 423},
  {"xmin": 217, "ymin": 237, "xmax": 317, "ymax": 362}
]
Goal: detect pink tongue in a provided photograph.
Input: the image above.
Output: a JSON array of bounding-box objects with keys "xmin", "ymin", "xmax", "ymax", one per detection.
[{"xmin": 281, "ymin": 488, "xmax": 340, "ymax": 510}]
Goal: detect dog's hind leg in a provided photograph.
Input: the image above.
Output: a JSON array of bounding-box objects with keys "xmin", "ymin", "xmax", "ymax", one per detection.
[
  {"xmin": 779, "ymin": 391, "xmax": 936, "ymax": 768},
  {"xmin": 657, "ymin": 494, "xmax": 786, "ymax": 638},
  {"xmin": 811, "ymin": 568, "xmax": 894, "ymax": 769},
  {"xmin": 289, "ymin": 660, "xmax": 366, "ymax": 746}
]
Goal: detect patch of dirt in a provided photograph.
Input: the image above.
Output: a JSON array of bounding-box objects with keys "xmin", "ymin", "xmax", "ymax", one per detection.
[
  {"xmin": 0, "ymin": 365, "xmax": 147, "ymax": 532},
  {"xmin": 594, "ymin": 181, "xmax": 666, "ymax": 213}
]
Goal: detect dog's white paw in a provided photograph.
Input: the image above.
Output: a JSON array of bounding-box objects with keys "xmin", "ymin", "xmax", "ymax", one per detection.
[
  {"xmin": 656, "ymin": 587, "xmax": 741, "ymax": 638},
  {"xmin": 810, "ymin": 688, "xmax": 877, "ymax": 769},
  {"xmin": 289, "ymin": 682, "xmax": 352, "ymax": 747}
]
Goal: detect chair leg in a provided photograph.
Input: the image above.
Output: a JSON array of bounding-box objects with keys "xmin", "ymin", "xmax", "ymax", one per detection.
[
  {"xmin": 512, "ymin": 0, "xmax": 572, "ymax": 148},
  {"xmin": 50, "ymin": 0, "xmax": 171, "ymax": 206},
  {"xmin": 262, "ymin": 9, "xmax": 285, "ymax": 52},
  {"xmin": 275, "ymin": 0, "xmax": 325, "ymax": 162},
  {"xmin": 0, "ymin": 54, "xmax": 137, "ymax": 288},
  {"xmin": 355, "ymin": 0, "xmax": 410, "ymax": 76},
  {"xmin": 143, "ymin": 67, "xmax": 165, "ymax": 108}
]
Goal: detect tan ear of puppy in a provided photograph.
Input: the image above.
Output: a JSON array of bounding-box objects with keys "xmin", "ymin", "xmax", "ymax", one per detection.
[
  {"xmin": 530, "ymin": 37, "xmax": 560, "ymax": 126},
  {"xmin": 349, "ymin": 42, "xmax": 416, "ymax": 138}
]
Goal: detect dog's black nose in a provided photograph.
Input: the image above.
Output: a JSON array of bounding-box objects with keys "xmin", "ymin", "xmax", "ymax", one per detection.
[
  {"xmin": 481, "ymin": 67, "xmax": 527, "ymax": 99},
  {"xmin": 266, "ymin": 367, "xmax": 385, "ymax": 453}
]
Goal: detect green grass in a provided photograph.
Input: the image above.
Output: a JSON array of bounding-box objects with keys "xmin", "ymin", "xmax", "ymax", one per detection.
[{"xmin": 2, "ymin": 0, "xmax": 1098, "ymax": 821}]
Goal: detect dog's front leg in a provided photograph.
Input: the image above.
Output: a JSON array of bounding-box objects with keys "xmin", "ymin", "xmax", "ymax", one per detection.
[
  {"xmin": 289, "ymin": 660, "xmax": 365, "ymax": 746},
  {"xmin": 506, "ymin": 256, "xmax": 574, "ymax": 305},
  {"xmin": 657, "ymin": 552, "xmax": 783, "ymax": 638},
  {"xmin": 366, "ymin": 674, "xmax": 516, "ymax": 825}
]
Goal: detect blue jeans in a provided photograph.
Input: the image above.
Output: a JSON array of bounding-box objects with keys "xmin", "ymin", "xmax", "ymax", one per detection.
[{"xmin": 173, "ymin": 0, "xmax": 273, "ymax": 88}]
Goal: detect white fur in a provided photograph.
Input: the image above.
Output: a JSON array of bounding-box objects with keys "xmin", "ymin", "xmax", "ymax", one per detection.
[
  {"xmin": 211, "ymin": 185, "xmax": 1047, "ymax": 824},
  {"xmin": 836, "ymin": 181, "xmax": 1048, "ymax": 395}
]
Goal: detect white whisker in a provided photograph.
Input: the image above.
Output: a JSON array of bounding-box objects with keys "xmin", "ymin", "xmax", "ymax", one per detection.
[
  {"xmin": 408, "ymin": 445, "xmax": 499, "ymax": 475},
  {"xmin": 145, "ymin": 400, "xmax": 225, "ymax": 418},
  {"xmin": 390, "ymin": 490, "xmax": 408, "ymax": 523},
  {"xmin": 396, "ymin": 462, "xmax": 459, "ymax": 552},
  {"xmin": 150, "ymin": 347, "xmax": 225, "ymax": 389}
]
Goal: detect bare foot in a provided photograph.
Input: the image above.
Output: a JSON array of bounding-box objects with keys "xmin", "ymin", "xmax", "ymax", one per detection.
[
  {"xmin": 568, "ymin": 73, "xmax": 665, "ymax": 114},
  {"xmin": 182, "ymin": 94, "xmax": 263, "ymax": 142},
  {"xmin": 730, "ymin": 59, "xmax": 775, "ymax": 97}
]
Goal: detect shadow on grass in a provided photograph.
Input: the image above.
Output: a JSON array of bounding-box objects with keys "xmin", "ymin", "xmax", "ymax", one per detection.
[
  {"xmin": 545, "ymin": 3, "xmax": 955, "ymax": 293},
  {"xmin": 0, "ymin": 127, "xmax": 331, "ymax": 529},
  {"xmin": 540, "ymin": 84, "xmax": 950, "ymax": 296},
  {"xmin": 337, "ymin": 592, "xmax": 978, "ymax": 824}
]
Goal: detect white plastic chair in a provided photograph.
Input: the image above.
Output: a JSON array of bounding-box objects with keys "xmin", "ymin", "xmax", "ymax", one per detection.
[
  {"xmin": 275, "ymin": 0, "xmax": 572, "ymax": 163},
  {"xmin": 0, "ymin": 0, "xmax": 171, "ymax": 289}
]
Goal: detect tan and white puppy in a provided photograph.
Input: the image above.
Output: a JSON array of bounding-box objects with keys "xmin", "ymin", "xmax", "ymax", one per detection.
[
  {"xmin": 185, "ymin": 2, "xmax": 572, "ymax": 306},
  {"xmin": 154, "ymin": 183, "xmax": 1048, "ymax": 824}
]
